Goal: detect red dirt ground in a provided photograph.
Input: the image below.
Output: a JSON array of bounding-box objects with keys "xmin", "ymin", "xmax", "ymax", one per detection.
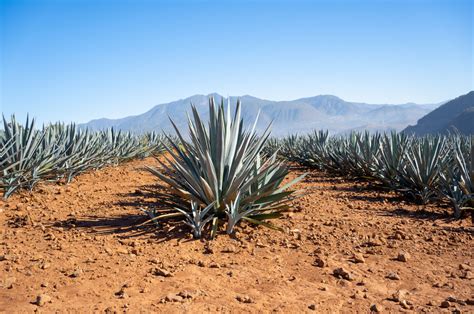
[{"xmin": 0, "ymin": 157, "xmax": 473, "ymax": 313}]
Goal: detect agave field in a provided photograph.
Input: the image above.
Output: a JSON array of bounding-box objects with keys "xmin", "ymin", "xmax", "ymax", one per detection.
[
  {"xmin": 265, "ymin": 130, "xmax": 474, "ymax": 219},
  {"xmin": 1, "ymin": 98, "xmax": 473, "ymax": 241},
  {"xmin": 0, "ymin": 115, "xmax": 165, "ymax": 198},
  {"xmin": 1, "ymin": 99, "xmax": 473, "ymax": 312}
]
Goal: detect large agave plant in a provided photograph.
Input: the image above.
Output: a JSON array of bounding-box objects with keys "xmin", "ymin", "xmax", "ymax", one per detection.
[{"xmin": 146, "ymin": 98, "xmax": 305, "ymax": 238}]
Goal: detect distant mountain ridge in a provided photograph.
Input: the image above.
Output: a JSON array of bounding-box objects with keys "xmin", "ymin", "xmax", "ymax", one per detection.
[
  {"xmin": 404, "ymin": 91, "xmax": 474, "ymax": 135},
  {"xmin": 81, "ymin": 93, "xmax": 441, "ymax": 136}
]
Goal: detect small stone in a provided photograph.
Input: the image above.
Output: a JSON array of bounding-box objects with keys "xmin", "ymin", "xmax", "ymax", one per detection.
[
  {"xmin": 208, "ymin": 262, "xmax": 220, "ymax": 268},
  {"xmin": 222, "ymin": 245, "xmax": 238, "ymax": 253},
  {"xmin": 115, "ymin": 290, "xmax": 128, "ymax": 299},
  {"xmin": 163, "ymin": 293, "xmax": 183, "ymax": 303},
  {"xmin": 370, "ymin": 304, "xmax": 381, "ymax": 312},
  {"xmin": 460, "ymin": 270, "xmax": 473, "ymax": 279},
  {"xmin": 459, "ymin": 263, "xmax": 471, "ymax": 271},
  {"xmin": 440, "ymin": 300, "xmax": 451, "ymax": 308},
  {"xmin": 352, "ymin": 253, "xmax": 365, "ymax": 264},
  {"xmin": 308, "ymin": 304, "xmax": 317, "ymax": 310},
  {"xmin": 197, "ymin": 260, "xmax": 206, "ymax": 267},
  {"xmin": 333, "ymin": 267, "xmax": 353, "ymax": 281},
  {"xmin": 236, "ymin": 295, "xmax": 254, "ymax": 303},
  {"xmin": 389, "ymin": 289, "xmax": 408, "ymax": 302},
  {"xmin": 386, "ymin": 272, "xmax": 401, "ymax": 280},
  {"xmin": 400, "ymin": 300, "xmax": 410, "ymax": 309},
  {"xmin": 465, "ymin": 299, "xmax": 474, "ymax": 305},
  {"xmin": 0, "ymin": 254, "xmax": 15, "ymax": 262},
  {"xmin": 3, "ymin": 277, "xmax": 16, "ymax": 289},
  {"xmin": 40, "ymin": 282, "xmax": 49, "ymax": 288},
  {"xmin": 116, "ymin": 247, "xmax": 128, "ymax": 254},
  {"xmin": 177, "ymin": 290, "xmax": 199, "ymax": 299},
  {"xmin": 70, "ymin": 269, "xmax": 82, "ymax": 278},
  {"xmin": 34, "ymin": 294, "xmax": 52, "ymax": 306},
  {"xmin": 397, "ymin": 252, "xmax": 410, "ymax": 262},
  {"xmin": 365, "ymin": 237, "xmax": 384, "ymax": 247},
  {"xmin": 255, "ymin": 241, "xmax": 268, "ymax": 248},
  {"xmin": 312, "ymin": 255, "xmax": 328, "ymax": 268},
  {"xmin": 204, "ymin": 242, "xmax": 214, "ymax": 254},
  {"xmin": 151, "ymin": 267, "xmax": 173, "ymax": 277}
]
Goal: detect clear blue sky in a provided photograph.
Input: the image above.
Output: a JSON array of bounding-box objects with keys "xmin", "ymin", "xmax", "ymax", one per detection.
[{"xmin": 1, "ymin": 0, "xmax": 472, "ymax": 124}]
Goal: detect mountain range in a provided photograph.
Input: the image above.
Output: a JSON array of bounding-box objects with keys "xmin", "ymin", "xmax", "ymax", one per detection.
[
  {"xmin": 404, "ymin": 91, "xmax": 474, "ymax": 135},
  {"xmin": 81, "ymin": 94, "xmax": 442, "ymax": 136}
]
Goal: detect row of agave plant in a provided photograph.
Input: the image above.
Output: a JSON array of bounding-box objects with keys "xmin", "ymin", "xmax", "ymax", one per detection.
[
  {"xmin": 143, "ymin": 98, "xmax": 305, "ymax": 238},
  {"xmin": 0, "ymin": 115, "xmax": 166, "ymax": 198},
  {"xmin": 265, "ymin": 130, "xmax": 474, "ymax": 219}
]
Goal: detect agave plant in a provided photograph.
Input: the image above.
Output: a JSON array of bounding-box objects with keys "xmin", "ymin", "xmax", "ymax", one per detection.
[
  {"xmin": 57, "ymin": 126, "xmax": 110, "ymax": 182},
  {"xmin": 397, "ymin": 136, "xmax": 450, "ymax": 204},
  {"xmin": 298, "ymin": 130, "xmax": 329, "ymax": 169},
  {"xmin": 375, "ymin": 132, "xmax": 410, "ymax": 188},
  {"xmin": 352, "ymin": 132, "xmax": 381, "ymax": 179},
  {"xmin": 147, "ymin": 97, "xmax": 305, "ymax": 237},
  {"xmin": 440, "ymin": 137, "xmax": 474, "ymax": 218},
  {"xmin": 0, "ymin": 115, "xmax": 58, "ymax": 197}
]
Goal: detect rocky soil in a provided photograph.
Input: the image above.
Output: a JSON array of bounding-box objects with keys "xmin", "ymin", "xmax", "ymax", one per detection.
[{"xmin": 1, "ymin": 157, "xmax": 473, "ymax": 313}]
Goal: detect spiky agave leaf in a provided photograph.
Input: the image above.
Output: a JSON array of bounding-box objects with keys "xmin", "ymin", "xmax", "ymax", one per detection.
[
  {"xmin": 225, "ymin": 193, "xmax": 255, "ymax": 234},
  {"xmin": 174, "ymin": 201, "xmax": 215, "ymax": 238}
]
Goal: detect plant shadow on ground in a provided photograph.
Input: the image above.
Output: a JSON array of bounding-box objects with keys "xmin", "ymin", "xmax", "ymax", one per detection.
[
  {"xmin": 300, "ymin": 166, "xmax": 474, "ymax": 228},
  {"xmin": 50, "ymin": 184, "xmax": 199, "ymax": 243},
  {"xmin": 50, "ymin": 168, "xmax": 473, "ymax": 240}
]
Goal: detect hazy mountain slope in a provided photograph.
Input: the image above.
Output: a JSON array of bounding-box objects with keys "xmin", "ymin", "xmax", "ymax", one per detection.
[
  {"xmin": 81, "ymin": 93, "xmax": 439, "ymax": 136},
  {"xmin": 444, "ymin": 107, "xmax": 474, "ymax": 134},
  {"xmin": 404, "ymin": 91, "xmax": 474, "ymax": 135}
]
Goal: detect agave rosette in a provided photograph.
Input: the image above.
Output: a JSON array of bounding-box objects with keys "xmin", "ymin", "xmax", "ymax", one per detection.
[{"xmin": 146, "ymin": 97, "xmax": 305, "ymax": 237}]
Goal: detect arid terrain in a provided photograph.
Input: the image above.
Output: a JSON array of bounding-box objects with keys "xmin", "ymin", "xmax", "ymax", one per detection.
[{"xmin": 1, "ymin": 156, "xmax": 473, "ymax": 313}]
